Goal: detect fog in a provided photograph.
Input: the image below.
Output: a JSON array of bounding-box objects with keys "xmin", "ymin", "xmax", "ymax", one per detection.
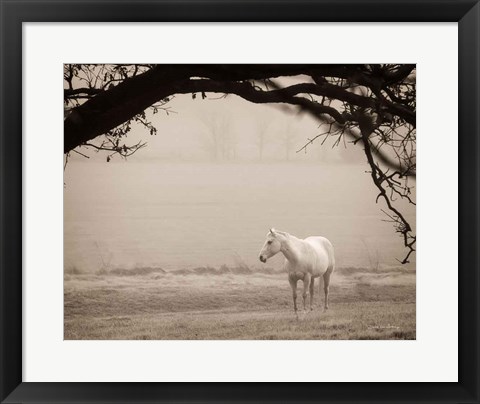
[{"xmin": 64, "ymin": 93, "xmax": 416, "ymax": 272}]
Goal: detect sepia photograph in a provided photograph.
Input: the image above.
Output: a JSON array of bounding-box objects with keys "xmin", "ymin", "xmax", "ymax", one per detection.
[{"xmin": 64, "ymin": 64, "xmax": 416, "ymax": 340}]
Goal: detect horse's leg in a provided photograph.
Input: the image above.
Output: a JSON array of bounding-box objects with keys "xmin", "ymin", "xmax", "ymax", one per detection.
[
  {"xmin": 323, "ymin": 271, "xmax": 332, "ymax": 311},
  {"xmin": 318, "ymin": 274, "xmax": 324, "ymax": 311},
  {"xmin": 309, "ymin": 277, "xmax": 315, "ymax": 311},
  {"xmin": 288, "ymin": 275, "xmax": 298, "ymax": 318},
  {"xmin": 302, "ymin": 273, "xmax": 311, "ymax": 313}
]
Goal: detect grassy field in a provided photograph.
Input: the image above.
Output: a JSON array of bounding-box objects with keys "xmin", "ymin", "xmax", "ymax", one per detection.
[{"xmin": 64, "ymin": 265, "xmax": 415, "ymax": 340}]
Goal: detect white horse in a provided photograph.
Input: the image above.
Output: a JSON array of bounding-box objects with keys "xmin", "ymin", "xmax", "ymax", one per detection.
[{"xmin": 258, "ymin": 229, "xmax": 335, "ymax": 316}]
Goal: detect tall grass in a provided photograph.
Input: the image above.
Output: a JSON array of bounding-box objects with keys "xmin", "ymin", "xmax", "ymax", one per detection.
[{"xmin": 65, "ymin": 265, "xmax": 415, "ymax": 340}]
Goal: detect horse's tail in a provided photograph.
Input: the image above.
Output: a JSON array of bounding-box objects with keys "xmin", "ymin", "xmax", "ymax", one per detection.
[{"xmin": 319, "ymin": 271, "xmax": 324, "ymax": 296}]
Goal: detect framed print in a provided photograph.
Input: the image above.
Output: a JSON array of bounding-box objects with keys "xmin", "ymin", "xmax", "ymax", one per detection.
[{"xmin": 1, "ymin": 0, "xmax": 479, "ymax": 403}]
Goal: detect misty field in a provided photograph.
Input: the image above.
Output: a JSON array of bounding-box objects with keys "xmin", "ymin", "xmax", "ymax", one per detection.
[
  {"xmin": 64, "ymin": 161, "xmax": 416, "ymax": 272},
  {"xmin": 64, "ymin": 266, "xmax": 415, "ymax": 340},
  {"xmin": 65, "ymin": 161, "xmax": 415, "ymax": 340}
]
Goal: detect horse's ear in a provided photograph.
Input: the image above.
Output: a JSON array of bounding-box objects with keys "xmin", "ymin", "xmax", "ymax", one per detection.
[{"xmin": 270, "ymin": 228, "xmax": 276, "ymax": 235}]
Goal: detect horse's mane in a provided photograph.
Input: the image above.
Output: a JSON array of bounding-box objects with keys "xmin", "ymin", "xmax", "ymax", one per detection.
[
  {"xmin": 275, "ymin": 230, "xmax": 289, "ymax": 237},
  {"xmin": 269, "ymin": 229, "xmax": 291, "ymax": 239}
]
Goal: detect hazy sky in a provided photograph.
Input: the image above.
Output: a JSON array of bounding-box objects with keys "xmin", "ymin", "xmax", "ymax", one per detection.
[{"xmin": 68, "ymin": 85, "xmax": 367, "ymax": 164}]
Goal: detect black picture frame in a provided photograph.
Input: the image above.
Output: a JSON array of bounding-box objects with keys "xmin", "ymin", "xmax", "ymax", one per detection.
[{"xmin": 1, "ymin": 1, "xmax": 479, "ymax": 403}]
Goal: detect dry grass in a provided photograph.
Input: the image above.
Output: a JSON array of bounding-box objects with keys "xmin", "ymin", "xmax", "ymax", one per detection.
[{"xmin": 64, "ymin": 266, "xmax": 415, "ymax": 340}]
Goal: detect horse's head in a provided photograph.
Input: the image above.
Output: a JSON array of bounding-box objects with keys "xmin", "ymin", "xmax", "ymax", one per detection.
[{"xmin": 259, "ymin": 228, "xmax": 283, "ymax": 263}]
